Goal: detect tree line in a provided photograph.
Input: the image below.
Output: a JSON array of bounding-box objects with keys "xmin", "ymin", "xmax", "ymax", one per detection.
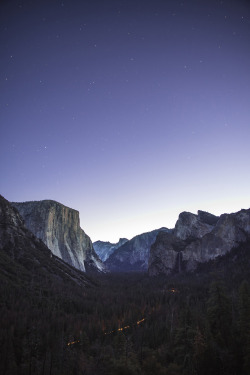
[{"xmin": 1, "ymin": 241, "xmax": 250, "ymax": 374}]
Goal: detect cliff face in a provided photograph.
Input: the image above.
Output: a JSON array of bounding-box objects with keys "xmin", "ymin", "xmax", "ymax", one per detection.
[
  {"xmin": 149, "ymin": 209, "xmax": 250, "ymax": 276},
  {"xmin": 174, "ymin": 211, "xmax": 219, "ymax": 241},
  {"xmin": 93, "ymin": 238, "xmax": 128, "ymax": 262},
  {"xmin": 105, "ymin": 228, "xmax": 170, "ymax": 272},
  {"xmin": 12, "ymin": 200, "xmax": 104, "ymax": 273},
  {"xmin": 0, "ymin": 195, "xmax": 91, "ymax": 287}
]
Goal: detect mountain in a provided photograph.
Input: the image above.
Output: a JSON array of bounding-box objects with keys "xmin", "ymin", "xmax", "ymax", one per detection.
[
  {"xmin": 12, "ymin": 200, "xmax": 105, "ymax": 273},
  {"xmin": 0, "ymin": 195, "xmax": 91, "ymax": 287},
  {"xmin": 2, "ymin": 194, "xmax": 250, "ymax": 375},
  {"xmin": 93, "ymin": 238, "xmax": 128, "ymax": 261},
  {"xmin": 149, "ymin": 209, "xmax": 250, "ymax": 276},
  {"xmin": 105, "ymin": 228, "xmax": 170, "ymax": 271}
]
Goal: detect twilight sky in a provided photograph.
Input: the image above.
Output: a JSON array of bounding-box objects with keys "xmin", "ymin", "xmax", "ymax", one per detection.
[{"xmin": 1, "ymin": 0, "xmax": 250, "ymax": 242}]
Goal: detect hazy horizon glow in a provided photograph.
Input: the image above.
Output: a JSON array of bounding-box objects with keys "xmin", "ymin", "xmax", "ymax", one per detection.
[{"xmin": 1, "ymin": 0, "xmax": 250, "ymax": 242}]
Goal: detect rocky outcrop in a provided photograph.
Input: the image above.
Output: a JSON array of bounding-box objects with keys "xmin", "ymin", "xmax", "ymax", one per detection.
[
  {"xmin": 174, "ymin": 211, "xmax": 219, "ymax": 241},
  {"xmin": 93, "ymin": 238, "xmax": 128, "ymax": 262},
  {"xmin": 148, "ymin": 209, "xmax": 250, "ymax": 276},
  {"xmin": 149, "ymin": 232, "xmax": 186, "ymax": 275},
  {"xmin": 0, "ymin": 195, "xmax": 91, "ymax": 287},
  {"xmin": 12, "ymin": 200, "xmax": 105, "ymax": 273},
  {"xmin": 105, "ymin": 228, "xmax": 170, "ymax": 272}
]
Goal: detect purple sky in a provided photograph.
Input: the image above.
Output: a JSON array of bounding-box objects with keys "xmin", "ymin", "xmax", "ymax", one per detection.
[{"xmin": 1, "ymin": 0, "xmax": 250, "ymax": 242}]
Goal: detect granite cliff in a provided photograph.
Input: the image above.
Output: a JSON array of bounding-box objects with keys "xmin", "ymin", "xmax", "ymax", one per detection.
[
  {"xmin": 12, "ymin": 200, "xmax": 104, "ymax": 273},
  {"xmin": 105, "ymin": 228, "xmax": 170, "ymax": 272},
  {"xmin": 149, "ymin": 209, "xmax": 250, "ymax": 276},
  {"xmin": 0, "ymin": 195, "xmax": 91, "ymax": 287},
  {"xmin": 93, "ymin": 238, "xmax": 128, "ymax": 262}
]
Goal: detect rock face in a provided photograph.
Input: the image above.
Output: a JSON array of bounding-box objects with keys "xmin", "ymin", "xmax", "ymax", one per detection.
[
  {"xmin": 105, "ymin": 228, "xmax": 170, "ymax": 272},
  {"xmin": 174, "ymin": 211, "xmax": 219, "ymax": 241},
  {"xmin": 12, "ymin": 200, "xmax": 104, "ymax": 273},
  {"xmin": 93, "ymin": 238, "xmax": 128, "ymax": 262},
  {"xmin": 0, "ymin": 195, "xmax": 91, "ymax": 287},
  {"xmin": 149, "ymin": 209, "xmax": 250, "ymax": 276}
]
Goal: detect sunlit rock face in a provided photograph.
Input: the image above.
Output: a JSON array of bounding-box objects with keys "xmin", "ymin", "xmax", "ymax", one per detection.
[
  {"xmin": 105, "ymin": 228, "xmax": 170, "ymax": 272},
  {"xmin": 12, "ymin": 200, "xmax": 105, "ymax": 273},
  {"xmin": 148, "ymin": 209, "xmax": 250, "ymax": 276},
  {"xmin": 0, "ymin": 195, "xmax": 91, "ymax": 287},
  {"xmin": 93, "ymin": 238, "xmax": 128, "ymax": 262}
]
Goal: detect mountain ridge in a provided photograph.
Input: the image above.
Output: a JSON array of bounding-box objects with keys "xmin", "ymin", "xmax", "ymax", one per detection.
[
  {"xmin": 149, "ymin": 208, "xmax": 250, "ymax": 276},
  {"xmin": 93, "ymin": 238, "xmax": 128, "ymax": 262},
  {"xmin": 105, "ymin": 227, "xmax": 170, "ymax": 272}
]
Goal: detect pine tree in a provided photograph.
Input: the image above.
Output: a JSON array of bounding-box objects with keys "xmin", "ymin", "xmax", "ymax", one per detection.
[
  {"xmin": 173, "ymin": 307, "xmax": 196, "ymax": 374},
  {"xmin": 206, "ymin": 280, "xmax": 234, "ymax": 374},
  {"xmin": 207, "ymin": 280, "xmax": 232, "ymax": 347},
  {"xmin": 238, "ymin": 281, "xmax": 250, "ymax": 374},
  {"xmin": 238, "ymin": 281, "xmax": 250, "ymax": 345},
  {"xmin": 193, "ymin": 326, "xmax": 206, "ymax": 373}
]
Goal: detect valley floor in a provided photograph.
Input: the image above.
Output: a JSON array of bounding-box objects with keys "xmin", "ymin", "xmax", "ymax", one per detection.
[{"xmin": 1, "ymin": 241, "xmax": 250, "ymax": 375}]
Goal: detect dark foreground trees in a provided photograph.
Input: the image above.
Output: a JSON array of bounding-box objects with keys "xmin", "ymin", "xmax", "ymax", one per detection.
[
  {"xmin": 1, "ymin": 274, "xmax": 250, "ymax": 375},
  {"xmin": 1, "ymin": 241, "xmax": 250, "ymax": 374}
]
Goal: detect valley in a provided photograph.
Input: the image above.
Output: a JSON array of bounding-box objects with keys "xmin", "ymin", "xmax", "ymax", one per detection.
[
  {"xmin": 2, "ymin": 264, "xmax": 250, "ymax": 375},
  {"xmin": 1, "ymin": 195, "xmax": 250, "ymax": 374}
]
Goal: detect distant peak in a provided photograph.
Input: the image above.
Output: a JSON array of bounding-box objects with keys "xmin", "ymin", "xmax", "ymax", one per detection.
[
  {"xmin": 197, "ymin": 210, "xmax": 219, "ymax": 225},
  {"xmin": 118, "ymin": 238, "xmax": 128, "ymax": 243}
]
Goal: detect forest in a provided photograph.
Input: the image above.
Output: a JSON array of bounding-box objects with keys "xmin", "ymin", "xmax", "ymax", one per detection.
[{"xmin": 1, "ymin": 240, "xmax": 250, "ymax": 375}]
